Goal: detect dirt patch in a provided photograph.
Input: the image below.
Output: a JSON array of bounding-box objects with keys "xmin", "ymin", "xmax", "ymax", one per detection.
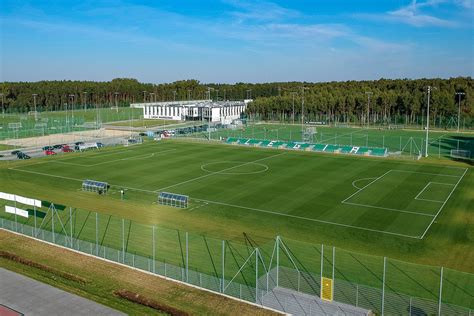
[
  {"xmin": 0, "ymin": 250, "xmax": 88, "ymax": 285},
  {"xmin": 114, "ymin": 289, "xmax": 189, "ymax": 316}
]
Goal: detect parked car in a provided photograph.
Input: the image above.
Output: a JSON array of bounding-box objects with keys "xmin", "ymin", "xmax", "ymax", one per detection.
[
  {"xmin": 53, "ymin": 144, "xmax": 63, "ymax": 149},
  {"xmin": 62, "ymin": 147, "xmax": 74, "ymax": 153},
  {"xmin": 45, "ymin": 150, "xmax": 56, "ymax": 156},
  {"xmin": 96, "ymin": 142, "xmax": 105, "ymax": 148},
  {"xmin": 139, "ymin": 132, "xmax": 147, "ymax": 136},
  {"xmin": 11, "ymin": 150, "xmax": 21, "ymax": 155},
  {"xmin": 62, "ymin": 144, "xmax": 71, "ymax": 149},
  {"xmin": 75, "ymin": 141, "xmax": 84, "ymax": 146},
  {"xmin": 42, "ymin": 146, "xmax": 54, "ymax": 151},
  {"xmin": 17, "ymin": 152, "xmax": 30, "ymax": 159}
]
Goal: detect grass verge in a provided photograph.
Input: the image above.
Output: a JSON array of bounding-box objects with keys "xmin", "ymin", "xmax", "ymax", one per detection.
[{"xmin": 0, "ymin": 229, "xmax": 279, "ymax": 316}]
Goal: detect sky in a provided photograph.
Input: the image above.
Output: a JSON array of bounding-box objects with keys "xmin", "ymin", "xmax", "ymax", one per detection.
[{"xmin": 0, "ymin": 0, "xmax": 473, "ymax": 83}]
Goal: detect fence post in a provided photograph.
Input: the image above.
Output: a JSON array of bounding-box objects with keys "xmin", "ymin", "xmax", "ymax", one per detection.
[
  {"xmin": 382, "ymin": 257, "xmax": 386, "ymax": 316},
  {"xmin": 409, "ymin": 297, "xmax": 412, "ymax": 315},
  {"xmin": 382, "ymin": 136, "xmax": 385, "ymax": 148},
  {"xmin": 185, "ymin": 232, "xmax": 189, "ymax": 283},
  {"xmin": 332, "ymin": 246, "xmax": 335, "ymax": 299},
  {"xmin": 356, "ymin": 284, "xmax": 359, "ymax": 307},
  {"xmin": 14, "ymin": 194, "xmax": 18, "ymax": 232},
  {"xmin": 152, "ymin": 225, "xmax": 156, "ymax": 273},
  {"xmin": 52, "ymin": 206, "xmax": 55, "ymax": 243},
  {"xmin": 122, "ymin": 219, "xmax": 125, "ymax": 263},
  {"xmin": 222, "ymin": 240, "xmax": 225, "ymax": 293},
  {"xmin": 438, "ymin": 267, "xmax": 443, "ymax": 316},
  {"xmin": 69, "ymin": 207, "xmax": 73, "ymax": 248},
  {"xmin": 95, "ymin": 212, "xmax": 99, "ymax": 256},
  {"xmin": 400, "ymin": 136, "xmax": 402, "ymax": 151},
  {"xmin": 255, "ymin": 248, "xmax": 259, "ymax": 304},
  {"xmin": 34, "ymin": 206, "xmax": 37, "ymax": 236},
  {"xmin": 276, "ymin": 236, "xmax": 279, "ymax": 288},
  {"xmin": 439, "ymin": 139, "xmax": 441, "ymax": 158}
]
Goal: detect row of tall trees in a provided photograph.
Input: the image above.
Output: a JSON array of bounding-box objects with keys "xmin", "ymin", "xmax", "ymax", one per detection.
[{"xmin": 1, "ymin": 78, "xmax": 472, "ymax": 123}]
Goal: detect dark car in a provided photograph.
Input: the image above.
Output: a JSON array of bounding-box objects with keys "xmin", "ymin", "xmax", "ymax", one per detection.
[
  {"xmin": 75, "ymin": 141, "xmax": 84, "ymax": 146},
  {"xmin": 17, "ymin": 152, "xmax": 30, "ymax": 159},
  {"xmin": 53, "ymin": 144, "xmax": 63, "ymax": 149},
  {"xmin": 96, "ymin": 142, "xmax": 105, "ymax": 148},
  {"xmin": 139, "ymin": 132, "xmax": 147, "ymax": 136},
  {"xmin": 42, "ymin": 146, "xmax": 54, "ymax": 151},
  {"xmin": 11, "ymin": 150, "xmax": 21, "ymax": 155}
]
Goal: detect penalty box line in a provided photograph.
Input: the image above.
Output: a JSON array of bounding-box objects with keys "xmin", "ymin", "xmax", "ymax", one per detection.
[
  {"xmin": 420, "ymin": 168, "xmax": 469, "ymax": 239},
  {"xmin": 414, "ymin": 182, "xmax": 455, "ymax": 203},
  {"xmin": 193, "ymin": 197, "xmax": 421, "ymax": 239}
]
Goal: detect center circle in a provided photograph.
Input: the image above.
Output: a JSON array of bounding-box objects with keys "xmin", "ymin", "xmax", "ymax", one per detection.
[{"xmin": 201, "ymin": 161, "xmax": 269, "ymax": 175}]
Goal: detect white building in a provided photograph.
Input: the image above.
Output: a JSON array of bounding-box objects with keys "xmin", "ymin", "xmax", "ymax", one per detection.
[{"xmin": 131, "ymin": 100, "xmax": 250, "ymax": 124}]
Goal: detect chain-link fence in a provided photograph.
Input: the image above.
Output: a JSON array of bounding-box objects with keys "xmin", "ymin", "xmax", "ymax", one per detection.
[
  {"xmin": 0, "ymin": 201, "xmax": 472, "ymax": 315},
  {"xmin": 0, "ymin": 108, "xmax": 142, "ymax": 141}
]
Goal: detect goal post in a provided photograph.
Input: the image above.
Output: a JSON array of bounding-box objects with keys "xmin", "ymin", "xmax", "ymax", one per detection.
[{"xmin": 450, "ymin": 149, "xmax": 471, "ymax": 160}]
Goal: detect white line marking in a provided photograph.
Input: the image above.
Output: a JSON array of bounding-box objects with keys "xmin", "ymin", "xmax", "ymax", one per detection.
[
  {"xmin": 390, "ymin": 170, "xmax": 461, "ymax": 178},
  {"xmin": 414, "ymin": 182, "xmax": 455, "ymax": 202},
  {"xmin": 415, "ymin": 198, "xmax": 444, "ymax": 203},
  {"xmin": 341, "ymin": 170, "xmax": 392, "ymax": 203},
  {"xmin": 320, "ymin": 129, "xmax": 366, "ymax": 143},
  {"xmin": 154, "ymin": 152, "xmax": 286, "ymax": 192},
  {"xmin": 414, "ymin": 182, "xmax": 432, "ymax": 200},
  {"xmin": 351, "ymin": 177, "xmax": 376, "ymax": 190},
  {"xmin": 342, "ymin": 201, "xmax": 434, "ymax": 217},
  {"xmin": 420, "ymin": 168, "xmax": 469, "ymax": 239},
  {"xmin": 192, "ymin": 198, "xmax": 420, "ymax": 239}
]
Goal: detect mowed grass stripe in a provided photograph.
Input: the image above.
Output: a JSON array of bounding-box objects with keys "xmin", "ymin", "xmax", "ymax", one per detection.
[{"xmin": 4, "ymin": 140, "xmax": 466, "ymax": 239}]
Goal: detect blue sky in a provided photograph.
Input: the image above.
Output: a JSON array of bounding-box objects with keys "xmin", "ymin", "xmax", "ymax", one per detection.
[{"xmin": 1, "ymin": 0, "xmax": 473, "ymax": 83}]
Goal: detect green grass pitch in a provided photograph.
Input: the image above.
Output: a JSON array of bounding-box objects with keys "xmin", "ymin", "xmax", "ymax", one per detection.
[{"xmin": 0, "ymin": 138, "xmax": 472, "ymax": 309}]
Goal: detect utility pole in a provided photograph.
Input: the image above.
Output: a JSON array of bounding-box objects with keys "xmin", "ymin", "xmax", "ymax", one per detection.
[
  {"xmin": 425, "ymin": 86, "xmax": 434, "ymax": 157},
  {"xmin": 32, "ymin": 94, "xmax": 38, "ymax": 121},
  {"xmin": 365, "ymin": 91, "xmax": 373, "ymax": 127},
  {"xmin": 215, "ymin": 89, "xmax": 219, "ymax": 102},
  {"xmin": 455, "ymin": 92, "xmax": 465, "ymax": 132},
  {"xmin": 172, "ymin": 90, "xmax": 177, "ymax": 102},
  {"xmin": 187, "ymin": 89, "xmax": 191, "ymax": 101}
]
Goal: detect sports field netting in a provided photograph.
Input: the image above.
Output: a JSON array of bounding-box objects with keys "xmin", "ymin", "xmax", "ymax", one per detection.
[{"xmin": 191, "ymin": 123, "xmax": 473, "ymax": 159}]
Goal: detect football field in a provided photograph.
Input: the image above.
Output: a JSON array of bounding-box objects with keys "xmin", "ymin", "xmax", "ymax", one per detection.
[{"xmin": 4, "ymin": 140, "xmax": 468, "ymax": 239}]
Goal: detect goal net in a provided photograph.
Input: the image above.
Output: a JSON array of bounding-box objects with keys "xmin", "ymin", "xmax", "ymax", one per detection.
[{"xmin": 450, "ymin": 150, "xmax": 471, "ymax": 160}]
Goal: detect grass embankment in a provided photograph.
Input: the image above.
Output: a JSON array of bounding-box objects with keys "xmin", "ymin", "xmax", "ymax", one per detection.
[{"xmin": 0, "ymin": 230, "xmax": 278, "ymax": 316}]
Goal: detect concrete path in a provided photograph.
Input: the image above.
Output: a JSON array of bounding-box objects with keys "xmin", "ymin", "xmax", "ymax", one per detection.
[{"xmin": 0, "ymin": 268, "xmax": 125, "ymax": 316}]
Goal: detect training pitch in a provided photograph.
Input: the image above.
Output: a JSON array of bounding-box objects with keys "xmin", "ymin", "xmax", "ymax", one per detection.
[{"xmin": 4, "ymin": 139, "xmax": 468, "ymax": 240}]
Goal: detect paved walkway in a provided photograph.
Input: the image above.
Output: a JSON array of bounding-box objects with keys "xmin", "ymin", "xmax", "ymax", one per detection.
[{"xmin": 0, "ymin": 268, "xmax": 125, "ymax": 316}]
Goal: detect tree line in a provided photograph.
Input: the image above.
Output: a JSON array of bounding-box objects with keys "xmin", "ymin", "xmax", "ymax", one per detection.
[{"xmin": 1, "ymin": 77, "xmax": 472, "ymax": 124}]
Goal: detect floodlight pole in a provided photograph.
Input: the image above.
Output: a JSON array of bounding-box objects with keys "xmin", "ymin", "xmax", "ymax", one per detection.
[
  {"xmin": 172, "ymin": 90, "xmax": 177, "ymax": 102},
  {"xmin": 32, "ymin": 94, "xmax": 38, "ymax": 121},
  {"xmin": 246, "ymin": 89, "xmax": 252, "ymax": 100},
  {"xmin": 187, "ymin": 89, "xmax": 191, "ymax": 101},
  {"xmin": 425, "ymin": 86, "xmax": 433, "ymax": 157},
  {"xmin": 455, "ymin": 92, "xmax": 465, "ymax": 132},
  {"xmin": 0, "ymin": 93, "xmax": 4, "ymax": 118},
  {"xmin": 365, "ymin": 91, "xmax": 372, "ymax": 127},
  {"xmin": 114, "ymin": 92, "xmax": 119, "ymax": 112},
  {"xmin": 291, "ymin": 92, "xmax": 297, "ymax": 125},
  {"xmin": 301, "ymin": 87, "xmax": 309, "ymax": 141},
  {"xmin": 69, "ymin": 94, "xmax": 75, "ymax": 122},
  {"xmin": 83, "ymin": 91, "xmax": 87, "ymax": 111}
]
